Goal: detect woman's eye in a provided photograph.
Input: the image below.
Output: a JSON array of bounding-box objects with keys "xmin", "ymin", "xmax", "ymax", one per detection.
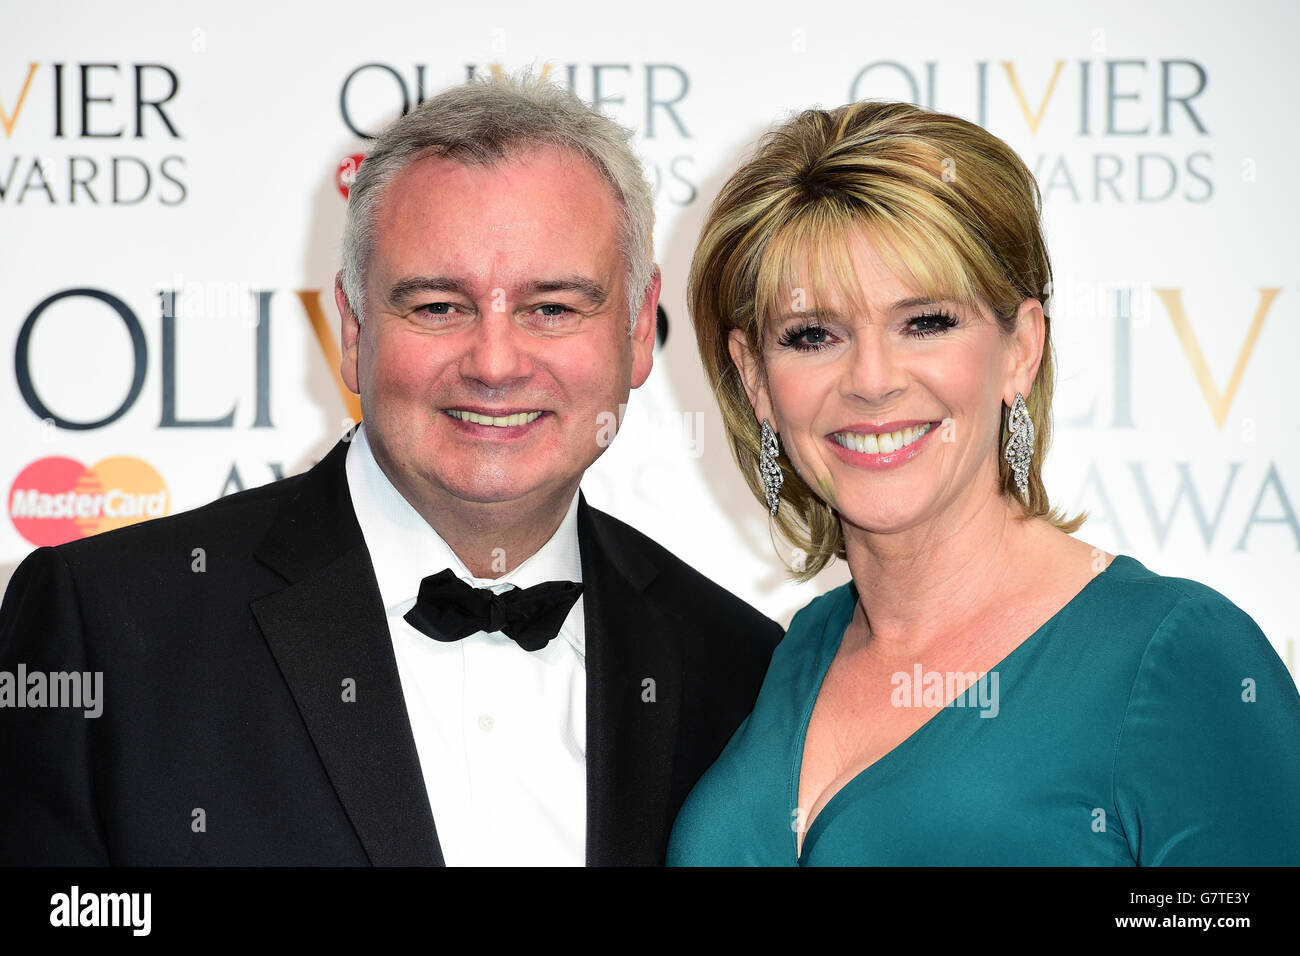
[
  {"xmin": 778, "ymin": 324, "xmax": 836, "ymax": 351},
  {"xmin": 906, "ymin": 312, "xmax": 959, "ymax": 337}
]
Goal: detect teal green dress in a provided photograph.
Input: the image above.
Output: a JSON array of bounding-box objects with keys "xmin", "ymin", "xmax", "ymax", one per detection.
[{"xmin": 668, "ymin": 556, "xmax": 1300, "ymax": 866}]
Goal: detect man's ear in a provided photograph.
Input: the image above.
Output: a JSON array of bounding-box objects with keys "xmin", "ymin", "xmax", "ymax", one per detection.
[
  {"xmin": 629, "ymin": 266, "xmax": 661, "ymax": 390},
  {"xmin": 337, "ymin": 272, "xmax": 361, "ymax": 396},
  {"xmin": 1005, "ymin": 298, "xmax": 1045, "ymax": 404},
  {"xmin": 727, "ymin": 328, "xmax": 773, "ymax": 424}
]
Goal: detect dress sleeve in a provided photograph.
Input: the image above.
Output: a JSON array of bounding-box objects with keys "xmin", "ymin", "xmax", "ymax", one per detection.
[
  {"xmin": 1112, "ymin": 590, "xmax": 1300, "ymax": 865},
  {"xmin": 0, "ymin": 547, "xmax": 111, "ymax": 865}
]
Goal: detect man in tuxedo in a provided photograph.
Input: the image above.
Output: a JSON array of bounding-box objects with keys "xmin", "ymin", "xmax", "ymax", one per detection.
[{"xmin": 0, "ymin": 73, "xmax": 782, "ymax": 865}]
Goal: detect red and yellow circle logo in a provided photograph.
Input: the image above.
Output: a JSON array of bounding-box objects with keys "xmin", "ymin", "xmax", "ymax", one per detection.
[
  {"xmin": 9, "ymin": 456, "xmax": 170, "ymax": 547},
  {"xmin": 336, "ymin": 152, "xmax": 365, "ymax": 200}
]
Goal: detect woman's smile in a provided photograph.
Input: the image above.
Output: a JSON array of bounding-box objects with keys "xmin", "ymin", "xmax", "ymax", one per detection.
[{"xmin": 828, "ymin": 420, "xmax": 940, "ymax": 468}]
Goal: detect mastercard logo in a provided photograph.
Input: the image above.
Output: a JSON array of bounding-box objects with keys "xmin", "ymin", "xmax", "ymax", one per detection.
[
  {"xmin": 9, "ymin": 456, "xmax": 170, "ymax": 547},
  {"xmin": 336, "ymin": 152, "xmax": 365, "ymax": 200}
]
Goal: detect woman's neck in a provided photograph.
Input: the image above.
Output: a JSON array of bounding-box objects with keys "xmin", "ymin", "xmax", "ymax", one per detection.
[{"xmin": 840, "ymin": 481, "xmax": 1037, "ymax": 664}]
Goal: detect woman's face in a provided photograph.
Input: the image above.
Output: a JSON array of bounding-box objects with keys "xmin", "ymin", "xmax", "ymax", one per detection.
[{"xmin": 729, "ymin": 230, "xmax": 1042, "ymax": 536}]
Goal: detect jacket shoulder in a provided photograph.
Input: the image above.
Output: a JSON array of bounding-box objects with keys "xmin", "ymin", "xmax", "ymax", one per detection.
[
  {"xmin": 585, "ymin": 505, "xmax": 783, "ymax": 651},
  {"xmin": 48, "ymin": 467, "xmax": 313, "ymax": 570}
]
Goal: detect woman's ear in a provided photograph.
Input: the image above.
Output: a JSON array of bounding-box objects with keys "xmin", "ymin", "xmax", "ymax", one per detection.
[
  {"xmin": 1005, "ymin": 298, "xmax": 1045, "ymax": 403},
  {"xmin": 728, "ymin": 328, "xmax": 774, "ymax": 424}
]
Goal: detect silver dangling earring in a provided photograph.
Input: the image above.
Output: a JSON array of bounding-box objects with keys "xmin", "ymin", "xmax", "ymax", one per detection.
[
  {"xmin": 1003, "ymin": 392, "xmax": 1034, "ymax": 503},
  {"xmin": 759, "ymin": 419, "xmax": 783, "ymax": 516}
]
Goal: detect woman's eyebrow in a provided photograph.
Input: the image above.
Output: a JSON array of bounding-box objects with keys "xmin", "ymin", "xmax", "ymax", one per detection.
[{"xmin": 768, "ymin": 297, "xmax": 947, "ymax": 324}]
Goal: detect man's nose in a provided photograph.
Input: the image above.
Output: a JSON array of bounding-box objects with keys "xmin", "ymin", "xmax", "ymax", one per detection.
[{"xmin": 459, "ymin": 309, "xmax": 533, "ymax": 388}]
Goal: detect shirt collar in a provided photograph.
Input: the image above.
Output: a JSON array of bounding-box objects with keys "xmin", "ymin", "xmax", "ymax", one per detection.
[{"xmin": 344, "ymin": 423, "xmax": 584, "ymax": 653}]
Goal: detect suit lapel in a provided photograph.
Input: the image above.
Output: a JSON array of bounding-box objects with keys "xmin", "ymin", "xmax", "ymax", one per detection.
[
  {"xmin": 580, "ymin": 494, "xmax": 683, "ymax": 865},
  {"xmin": 250, "ymin": 438, "xmax": 444, "ymax": 865},
  {"xmin": 247, "ymin": 446, "xmax": 682, "ymax": 866}
]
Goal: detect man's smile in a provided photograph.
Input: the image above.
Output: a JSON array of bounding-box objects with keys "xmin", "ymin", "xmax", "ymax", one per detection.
[
  {"xmin": 442, "ymin": 408, "xmax": 552, "ymax": 440},
  {"xmin": 445, "ymin": 408, "xmax": 547, "ymax": 428}
]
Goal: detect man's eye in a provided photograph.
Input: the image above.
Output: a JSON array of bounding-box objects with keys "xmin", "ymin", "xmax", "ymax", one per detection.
[
  {"xmin": 531, "ymin": 304, "xmax": 580, "ymax": 325},
  {"xmin": 411, "ymin": 303, "xmax": 474, "ymax": 325}
]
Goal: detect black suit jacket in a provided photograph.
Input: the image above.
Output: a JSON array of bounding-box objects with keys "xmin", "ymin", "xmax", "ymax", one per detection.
[{"xmin": 0, "ymin": 437, "xmax": 782, "ymax": 865}]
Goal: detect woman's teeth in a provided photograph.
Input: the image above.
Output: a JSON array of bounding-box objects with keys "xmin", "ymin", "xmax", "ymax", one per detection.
[
  {"xmin": 446, "ymin": 410, "xmax": 543, "ymax": 427},
  {"xmin": 833, "ymin": 422, "xmax": 932, "ymax": 455}
]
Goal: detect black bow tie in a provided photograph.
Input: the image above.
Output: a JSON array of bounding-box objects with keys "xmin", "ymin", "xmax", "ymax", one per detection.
[{"xmin": 403, "ymin": 569, "xmax": 583, "ymax": 652}]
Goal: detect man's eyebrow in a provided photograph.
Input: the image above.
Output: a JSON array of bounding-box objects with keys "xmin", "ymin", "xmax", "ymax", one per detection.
[
  {"xmin": 386, "ymin": 276, "xmax": 474, "ymax": 307},
  {"xmin": 385, "ymin": 275, "xmax": 610, "ymax": 309},
  {"xmin": 518, "ymin": 277, "xmax": 608, "ymax": 307}
]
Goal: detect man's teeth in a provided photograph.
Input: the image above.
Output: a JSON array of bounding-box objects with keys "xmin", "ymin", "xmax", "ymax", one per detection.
[
  {"xmin": 833, "ymin": 422, "xmax": 932, "ymax": 455},
  {"xmin": 446, "ymin": 409, "xmax": 544, "ymax": 427}
]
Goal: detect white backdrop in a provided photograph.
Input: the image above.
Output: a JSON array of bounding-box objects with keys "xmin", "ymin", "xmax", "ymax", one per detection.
[{"xmin": 3, "ymin": 0, "xmax": 1297, "ymax": 682}]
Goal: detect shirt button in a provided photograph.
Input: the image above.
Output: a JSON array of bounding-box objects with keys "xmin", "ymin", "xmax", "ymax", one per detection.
[{"xmin": 478, "ymin": 714, "xmax": 495, "ymax": 733}]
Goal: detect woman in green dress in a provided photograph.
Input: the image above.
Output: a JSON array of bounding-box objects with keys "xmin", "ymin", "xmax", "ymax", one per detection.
[{"xmin": 668, "ymin": 100, "xmax": 1300, "ymax": 866}]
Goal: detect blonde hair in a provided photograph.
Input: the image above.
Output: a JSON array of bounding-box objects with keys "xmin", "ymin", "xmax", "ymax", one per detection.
[{"xmin": 689, "ymin": 100, "xmax": 1083, "ymax": 581}]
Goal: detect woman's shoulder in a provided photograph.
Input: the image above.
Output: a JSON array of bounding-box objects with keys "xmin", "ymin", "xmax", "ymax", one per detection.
[
  {"xmin": 1102, "ymin": 553, "xmax": 1246, "ymax": 603},
  {"xmin": 1100, "ymin": 555, "xmax": 1261, "ymax": 625},
  {"xmin": 785, "ymin": 579, "xmax": 858, "ymax": 637},
  {"xmin": 1100, "ymin": 556, "xmax": 1300, "ymax": 865},
  {"xmin": 756, "ymin": 580, "xmax": 859, "ymax": 672},
  {"xmin": 1095, "ymin": 554, "xmax": 1278, "ymax": 673}
]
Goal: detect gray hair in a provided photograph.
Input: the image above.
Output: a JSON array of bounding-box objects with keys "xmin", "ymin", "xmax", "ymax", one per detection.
[{"xmin": 341, "ymin": 69, "xmax": 655, "ymax": 333}]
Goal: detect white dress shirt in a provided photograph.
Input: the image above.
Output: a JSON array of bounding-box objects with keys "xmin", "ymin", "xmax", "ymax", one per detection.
[{"xmin": 344, "ymin": 423, "xmax": 586, "ymax": 866}]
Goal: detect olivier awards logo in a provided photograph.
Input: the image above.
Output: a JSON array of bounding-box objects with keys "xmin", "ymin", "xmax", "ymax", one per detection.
[
  {"xmin": 0, "ymin": 61, "xmax": 186, "ymax": 205},
  {"xmin": 336, "ymin": 59, "xmax": 697, "ymax": 206},
  {"xmin": 848, "ymin": 55, "xmax": 1213, "ymax": 203}
]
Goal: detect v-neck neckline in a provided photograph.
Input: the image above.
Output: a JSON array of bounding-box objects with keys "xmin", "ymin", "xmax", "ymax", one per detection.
[{"xmin": 791, "ymin": 554, "xmax": 1134, "ymax": 862}]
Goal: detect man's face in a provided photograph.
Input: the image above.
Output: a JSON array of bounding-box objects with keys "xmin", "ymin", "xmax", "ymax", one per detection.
[{"xmin": 339, "ymin": 147, "xmax": 658, "ymax": 522}]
